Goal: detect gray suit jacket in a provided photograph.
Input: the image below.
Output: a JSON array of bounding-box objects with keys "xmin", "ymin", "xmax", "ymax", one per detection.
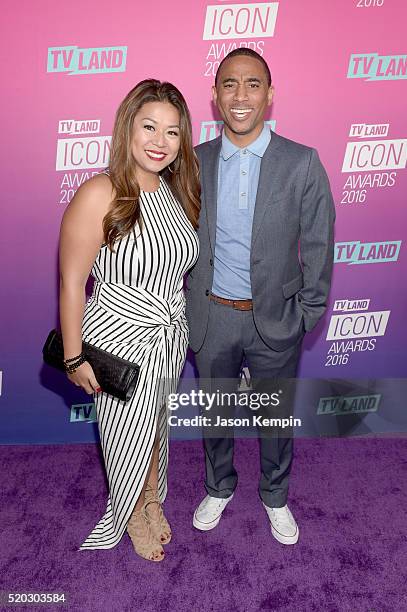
[{"xmin": 185, "ymin": 130, "xmax": 336, "ymax": 353}]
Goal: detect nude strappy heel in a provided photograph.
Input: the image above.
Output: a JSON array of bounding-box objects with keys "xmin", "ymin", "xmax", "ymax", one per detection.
[
  {"xmin": 144, "ymin": 485, "xmax": 172, "ymax": 545},
  {"xmin": 127, "ymin": 506, "xmax": 165, "ymax": 562}
]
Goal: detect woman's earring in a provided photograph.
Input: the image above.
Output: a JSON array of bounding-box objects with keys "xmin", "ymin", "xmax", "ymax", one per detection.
[{"xmin": 167, "ymin": 163, "xmax": 174, "ymax": 174}]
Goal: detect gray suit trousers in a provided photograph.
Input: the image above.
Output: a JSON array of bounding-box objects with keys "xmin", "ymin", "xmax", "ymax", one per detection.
[{"xmin": 194, "ymin": 298, "xmax": 303, "ymax": 509}]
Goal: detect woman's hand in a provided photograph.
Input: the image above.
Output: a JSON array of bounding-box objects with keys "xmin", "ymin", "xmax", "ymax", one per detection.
[{"xmin": 67, "ymin": 361, "xmax": 101, "ymax": 395}]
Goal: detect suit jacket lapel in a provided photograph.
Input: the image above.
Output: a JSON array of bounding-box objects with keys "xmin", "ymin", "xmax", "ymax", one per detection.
[
  {"xmin": 251, "ymin": 131, "xmax": 283, "ymax": 249},
  {"xmin": 202, "ymin": 136, "xmax": 221, "ymax": 255}
]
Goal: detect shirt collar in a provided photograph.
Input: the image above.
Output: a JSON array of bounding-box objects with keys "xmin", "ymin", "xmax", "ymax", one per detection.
[{"xmin": 221, "ymin": 123, "xmax": 271, "ymax": 161}]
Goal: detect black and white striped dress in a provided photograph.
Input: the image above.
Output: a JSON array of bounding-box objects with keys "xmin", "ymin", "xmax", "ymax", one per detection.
[{"xmin": 78, "ymin": 176, "xmax": 199, "ymax": 550}]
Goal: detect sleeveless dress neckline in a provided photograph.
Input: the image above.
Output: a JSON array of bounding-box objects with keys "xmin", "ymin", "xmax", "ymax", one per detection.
[{"xmin": 140, "ymin": 174, "xmax": 162, "ymax": 194}]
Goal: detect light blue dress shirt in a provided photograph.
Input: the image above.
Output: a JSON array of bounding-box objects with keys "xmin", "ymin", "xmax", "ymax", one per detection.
[{"xmin": 212, "ymin": 123, "xmax": 271, "ymax": 299}]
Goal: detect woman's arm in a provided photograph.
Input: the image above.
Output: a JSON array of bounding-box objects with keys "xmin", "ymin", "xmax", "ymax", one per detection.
[{"xmin": 59, "ymin": 173, "xmax": 112, "ymax": 393}]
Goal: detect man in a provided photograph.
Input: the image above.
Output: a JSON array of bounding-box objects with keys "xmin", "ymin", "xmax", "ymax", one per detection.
[{"xmin": 185, "ymin": 49, "xmax": 335, "ymax": 545}]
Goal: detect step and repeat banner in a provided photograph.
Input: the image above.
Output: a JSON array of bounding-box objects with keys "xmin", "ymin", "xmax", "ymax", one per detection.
[{"xmin": 1, "ymin": 0, "xmax": 406, "ymax": 443}]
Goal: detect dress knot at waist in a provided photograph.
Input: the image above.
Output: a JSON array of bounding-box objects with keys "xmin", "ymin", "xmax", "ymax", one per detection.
[{"xmin": 91, "ymin": 281, "xmax": 185, "ymax": 328}]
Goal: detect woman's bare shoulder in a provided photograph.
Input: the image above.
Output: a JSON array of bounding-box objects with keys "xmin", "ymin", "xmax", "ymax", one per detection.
[
  {"xmin": 66, "ymin": 172, "xmax": 114, "ymax": 216},
  {"xmin": 80, "ymin": 172, "xmax": 114, "ymax": 199}
]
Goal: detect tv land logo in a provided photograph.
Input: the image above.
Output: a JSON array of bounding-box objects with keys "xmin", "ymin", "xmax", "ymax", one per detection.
[
  {"xmin": 317, "ymin": 394, "xmax": 381, "ymax": 416},
  {"xmin": 56, "ymin": 118, "xmax": 110, "ymax": 204},
  {"xmin": 349, "ymin": 123, "xmax": 389, "ymax": 139},
  {"xmin": 324, "ymin": 299, "xmax": 390, "ymax": 367},
  {"xmin": 334, "ymin": 240, "xmax": 401, "ymax": 265},
  {"xmin": 200, "ymin": 119, "xmax": 276, "ymax": 143},
  {"xmin": 328, "ymin": 300, "xmax": 390, "ymax": 340},
  {"xmin": 70, "ymin": 403, "xmax": 96, "ymax": 422},
  {"xmin": 203, "ymin": 3, "xmax": 279, "ymax": 40},
  {"xmin": 340, "ymin": 123, "xmax": 406, "ymax": 205},
  {"xmin": 347, "ymin": 53, "xmax": 407, "ymax": 81},
  {"xmin": 47, "ymin": 46, "xmax": 127, "ymax": 75},
  {"xmin": 58, "ymin": 119, "xmax": 101, "ymax": 136},
  {"xmin": 203, "ymin": 3, "xmax": 278, "ymax": 77}
]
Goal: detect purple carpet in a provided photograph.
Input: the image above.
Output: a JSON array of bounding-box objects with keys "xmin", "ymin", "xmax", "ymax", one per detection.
[{"xmin": 1, "ymin": 438, "xmax": 406, "ymax": 612}]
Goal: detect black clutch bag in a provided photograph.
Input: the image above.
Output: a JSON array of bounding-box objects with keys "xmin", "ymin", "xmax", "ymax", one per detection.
[{"xmin": 42, "ymin": 329, "xmax": 140, "ymax": 402}]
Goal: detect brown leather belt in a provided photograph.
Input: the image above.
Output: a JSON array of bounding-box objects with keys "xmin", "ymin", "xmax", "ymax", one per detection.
[{"xmin": 210, "ymin": 292, "xmax": 253, "ymax": 311}]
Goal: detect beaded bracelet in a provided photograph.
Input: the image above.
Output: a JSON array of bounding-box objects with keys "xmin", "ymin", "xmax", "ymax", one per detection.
[
  {"xmin": 64, "ymin": 354, "xmax": 86, "ymax": 373},
  {"xmin": 64, "ymin": 352, "xmax": 84, "ymax": 364}
]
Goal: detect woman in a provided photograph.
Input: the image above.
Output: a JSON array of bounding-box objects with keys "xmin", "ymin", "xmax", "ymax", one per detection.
[{"xmin": 59, "ymin": 79, "xmax": 200, "ymax": 561}]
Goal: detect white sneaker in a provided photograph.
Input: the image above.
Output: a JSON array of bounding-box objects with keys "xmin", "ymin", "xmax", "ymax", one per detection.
[
  {"xmin": 193, "ymin": 494, "xmax": 234, "ymax": 531},
  {"xmin": 262, "ymin": 503, "xmax": 299, "ymax": 545}
]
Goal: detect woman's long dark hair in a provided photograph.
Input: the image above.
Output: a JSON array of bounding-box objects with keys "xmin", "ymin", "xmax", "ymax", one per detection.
[{"xmin": 104, "ymin": 79, "xmax": 200, "ymax": 249}]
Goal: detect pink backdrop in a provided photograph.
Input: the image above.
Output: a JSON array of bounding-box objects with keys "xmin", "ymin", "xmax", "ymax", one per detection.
[{"xmin": 1, "ymin": 0, "xmax": 406, "ymax": 442}]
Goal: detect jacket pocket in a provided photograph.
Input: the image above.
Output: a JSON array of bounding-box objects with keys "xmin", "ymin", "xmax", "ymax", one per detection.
[{"xmin": 282, "ymin": 273, "xmax": 303, "ymax": 299}]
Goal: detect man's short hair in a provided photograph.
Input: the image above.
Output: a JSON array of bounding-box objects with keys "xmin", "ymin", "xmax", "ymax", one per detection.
[{"xmin": 214, "ymin": 48, "xmax": 272, "ymax": 87}]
